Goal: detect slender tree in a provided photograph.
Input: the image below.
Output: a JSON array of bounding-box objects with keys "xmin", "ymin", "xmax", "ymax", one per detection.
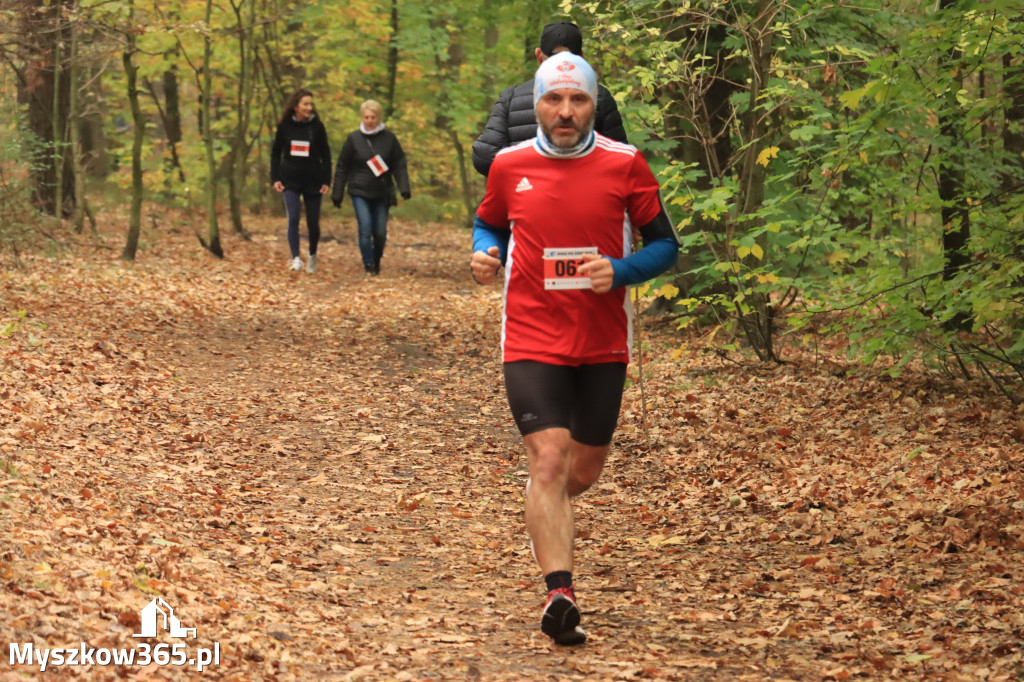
[
  {"xmin": 226, "ymin": 0, "xmax": 257, "ymax": 239},
  {"xmin": 121, "ymin": 0, "xmax": 144, "ymax": 261},
  {"xmin": 936, "ymin": 0, "xmax": 971, "ymax": 331},
  {"xmin": 385, "ymin": 0, "xmax": 398, "ymax": 119},
  {"xmin": 199, "ymin": 0, "xmax": 222, "ymax": 257},
  {"xmin": 67, "ymin": 0, "xmax": 89, "ymax": 233},
  {"xmin": 1003, "ymin": 53, "xmax": 1024, "ymax": 191}
]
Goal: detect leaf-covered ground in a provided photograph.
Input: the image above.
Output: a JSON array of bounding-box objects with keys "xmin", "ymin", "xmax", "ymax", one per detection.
[{"xmin": 2, "ymin": 213, "xmax": 1023, "ymax": 681}]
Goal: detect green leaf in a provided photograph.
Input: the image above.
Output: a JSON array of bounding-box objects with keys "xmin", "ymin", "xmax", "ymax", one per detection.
[
  {"xmin": 790, "ymin": 124, "xmax": 823, "ymax": 141},
  {"xmin": 838, "ymin": 83, "xmax": 873, "ymax": 110}
]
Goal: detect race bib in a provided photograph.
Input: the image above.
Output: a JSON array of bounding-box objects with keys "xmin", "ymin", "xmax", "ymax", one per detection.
[
  {"xmin": 366, "ymin": 154, "xmax": 389, "ymax": 177},
  {"xmin": 290, "ymin": 140, "xmax": 310, "ymax": 157},
  {"xmin": 543, "ymin": 247, "xmax": 598, "ymax": 290}
]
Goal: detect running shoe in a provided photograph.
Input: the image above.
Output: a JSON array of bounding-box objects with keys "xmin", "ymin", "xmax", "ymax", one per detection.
[
  {"xmin": 306, "ymin": 254, "xmax": 318, "ymax": 273},
  {"xmin": 541, "ymin": 586, "xmax": 586, "ymax": 645},
  {"xmin": 290, "ymin": 257, "xmax": 303, "ymax": 271}
]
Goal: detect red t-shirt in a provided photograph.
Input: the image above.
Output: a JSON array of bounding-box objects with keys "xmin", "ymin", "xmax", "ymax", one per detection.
[{"xmin": 477, "ymin": 134, "xmax": 662, "ymax": 365}]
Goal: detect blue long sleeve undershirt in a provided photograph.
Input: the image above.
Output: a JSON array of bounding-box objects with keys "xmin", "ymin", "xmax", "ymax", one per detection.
[
  {"xmin": 472, "ymin": 215, "xmax": 510, "ymax": 263},
  {"xmin": 473, "ymin": 215, "xmax": 677, "ymax": 290},
  {"xmin": 608, "ymin": 237, "xmax": 678, "ymax": 289}
]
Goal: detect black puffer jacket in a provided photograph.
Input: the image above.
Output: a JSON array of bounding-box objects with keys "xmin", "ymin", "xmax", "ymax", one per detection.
[
  {"xmin": 270, "ymin": 115, "xmax": 332, "ymax": 193},
  {"xmin": 471, "ymin": 79, "xmax": 627, "ymax": 177},
  {"xmin": 332, "ymin": 128, "xmax": 411, "ymax": 204}
]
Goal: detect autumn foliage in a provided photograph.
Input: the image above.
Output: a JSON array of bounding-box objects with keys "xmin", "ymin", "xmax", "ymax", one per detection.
[{"xmin": 2, "ymin": 213, "xmax": 1023, "ymax": 680}]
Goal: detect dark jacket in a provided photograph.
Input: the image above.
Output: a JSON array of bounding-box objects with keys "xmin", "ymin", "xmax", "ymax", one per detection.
[
  {"xmin": 270, "ymin": 115, "xmax": 332, "ymax": 193},
  {"xmin": 332, "ymin": 128, "xmax": 411, "ymax": 204},
  {"xmin": 471, "ymin": 80, "xmax": 627, "ymax": 177}
]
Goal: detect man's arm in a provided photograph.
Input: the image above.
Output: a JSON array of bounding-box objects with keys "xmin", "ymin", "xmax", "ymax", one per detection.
[
  {"xmin": 578, "ymin": 206, "xmax": 678, "ymax": 293},
  {"xmin": 471, "ymin": 215, "xmax": 510, "ymax": 285},
  {"xmin": 471, "ymin": 86, "xmax": 515, "ymax": 177}
]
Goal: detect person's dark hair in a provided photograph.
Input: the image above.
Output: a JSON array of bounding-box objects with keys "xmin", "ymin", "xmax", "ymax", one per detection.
[
  {"xmin": 279, "ymin": 89, "xmax": 315, "ymax": 124},
  {"xmin": 540, "ymin": 22, "xmax": 583, "ymax": 57}
]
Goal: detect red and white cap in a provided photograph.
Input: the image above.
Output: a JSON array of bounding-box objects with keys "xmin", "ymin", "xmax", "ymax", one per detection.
[{"xmin": 533, "ymin": 52, "xmax": 598, "ymax": 105}]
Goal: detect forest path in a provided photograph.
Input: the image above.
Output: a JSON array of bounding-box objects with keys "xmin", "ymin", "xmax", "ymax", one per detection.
[{"xmin": 2, "ymin": 213, "xmax": 1022, "ymax": 681}]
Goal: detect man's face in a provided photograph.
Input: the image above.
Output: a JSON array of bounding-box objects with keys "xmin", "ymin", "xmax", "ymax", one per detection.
[{"xmin": 535, "ymin": 88, "xmax": 595, "ymax": 149}]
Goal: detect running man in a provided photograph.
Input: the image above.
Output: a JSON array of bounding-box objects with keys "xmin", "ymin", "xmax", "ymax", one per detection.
[
  {"xmin": 470, "ymin": 52, "xmax": 679, "ymax": 645},
  {"xmin": 471, "ymin": 21, "xmax": 627, "ymax": 178}
]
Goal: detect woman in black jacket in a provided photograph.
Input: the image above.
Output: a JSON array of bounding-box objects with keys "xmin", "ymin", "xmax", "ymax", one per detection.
[
  {"xmin": 270, "ymin": 89, "xmax": 332, "ymax": 273},
  {"xmin": 331, "ymin": 100, "xmax": 410, "ymax": 276}
]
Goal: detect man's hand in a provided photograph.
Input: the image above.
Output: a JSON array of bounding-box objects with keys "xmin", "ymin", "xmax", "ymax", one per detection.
[
  {"xmin": 320, "ymin": 184, "xmax": 330, "ymax": 195},
  {"xmin": 579, "ymin": 253, "xmax": 614, "ymax": 294},
  {"xmin": 471, "ymin": 246, "xmax": 502, "ymax": 285},
  {"xmin": 273, "ymin": 181, "xmax": 284, "ymax": 192}
]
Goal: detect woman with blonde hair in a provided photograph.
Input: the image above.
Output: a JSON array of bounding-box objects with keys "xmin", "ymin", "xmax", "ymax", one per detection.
[{"xmin": 332, "ymin": 100, "xmax": 410, "ymax": 275}]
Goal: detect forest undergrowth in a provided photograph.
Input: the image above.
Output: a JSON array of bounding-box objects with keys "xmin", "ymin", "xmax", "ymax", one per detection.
[{"xmin": 1, "ymin": 210, "xmax": 1022, "ymax": 681}]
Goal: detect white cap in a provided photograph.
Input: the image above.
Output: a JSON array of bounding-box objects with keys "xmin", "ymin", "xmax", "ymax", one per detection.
[{"xmin": 533, "ymin": 52, "xmax": 598, "ymax": 106}]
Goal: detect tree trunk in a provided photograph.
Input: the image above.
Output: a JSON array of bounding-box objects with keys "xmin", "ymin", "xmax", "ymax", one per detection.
[
  {"xmin": 145, "ymin": 61, "xmax": 186, "ymax": 189},
  {"xmin": 937, "ymin": 0, "xmax": 971, "ymax": 330},
  {"xmin": 144, "ymin": 76, "xmax": 187, "ymax": 186},
  {"xmin": 19, "ymin": 0, "xmax": 74, "ymax": 216},
  {"xmin": 68, "ymin": 0, "xmax": 89, "ymax": 234},
  {"xmin": 448, "ymin": 128, "xmax": 473, "ymax": 222},
  {"xmin": 201, "ymin": 0, "xmax": 222, "ymax": 257},
  {"xmin": 121, "ymin": 3, "xmax": 144, "ymax": 262},
  {"xmin": 163, "ymin": 68, "xmax": 182, "ymax": 144},
  {"xmin": 1003, "ymin": 53, "xmax": 1023, "ymax": 192},
  {"xmin": 52, "ymin": 37, "xmax": 65, "ymax": 219},
  {"xmin": 661, "ymin": 19, "xmax": 735, "ymax": 302},
  {"xmin": 385, "ymin": 0, "xmax": 399, "ymax": 120},
  {"xmin": 227, "ymin": 0, "xmax": 255, "ymax": 239},
  {"xmin": 79, "ymin": 71, "xmax": 109, "ymax": 180},
  {"xmin": 430, "ymin": 10, "xmax": 473, "ymax": 223},
  {"xmin": 730, "ymin": 0, "xmax": 777, "ymax": 362}
]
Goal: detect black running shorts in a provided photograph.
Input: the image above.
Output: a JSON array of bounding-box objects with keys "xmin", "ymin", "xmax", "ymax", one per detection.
[{"xmin": 502, "ymin": 360, "xmax": 628, "ymax": 446}]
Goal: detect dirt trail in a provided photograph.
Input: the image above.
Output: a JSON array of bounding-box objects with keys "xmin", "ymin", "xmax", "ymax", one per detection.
[{"xmin": 2, "ymin": 215, "xmax": 1022, "ymax": 681}]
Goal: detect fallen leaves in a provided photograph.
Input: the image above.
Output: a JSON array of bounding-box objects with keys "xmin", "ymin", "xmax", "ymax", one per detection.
[{"xmin": 1, "ymin": 212, "xmax": 1022, "ymax": 680}]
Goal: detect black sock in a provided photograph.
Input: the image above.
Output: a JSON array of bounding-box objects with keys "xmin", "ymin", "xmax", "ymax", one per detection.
[{"xmin": 544, "ymin": 571, "xmax": 573, "ymax": 593}]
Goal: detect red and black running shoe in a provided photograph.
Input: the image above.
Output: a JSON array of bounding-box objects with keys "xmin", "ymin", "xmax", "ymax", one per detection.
[{"xmin": 541, "ymin": 586, "xmax": 586, "ymax": 645}]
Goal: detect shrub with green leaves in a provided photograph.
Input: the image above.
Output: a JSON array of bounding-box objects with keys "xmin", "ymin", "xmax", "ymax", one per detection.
[{"xmin": 568, "ymin": 0, "xmax": 1024, "ymax": 395}]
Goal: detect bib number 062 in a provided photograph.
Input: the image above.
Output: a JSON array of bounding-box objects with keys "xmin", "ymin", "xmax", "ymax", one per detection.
[{"xmin": 543, "ymin": 247, "xmax": 597, "ymax": 290}]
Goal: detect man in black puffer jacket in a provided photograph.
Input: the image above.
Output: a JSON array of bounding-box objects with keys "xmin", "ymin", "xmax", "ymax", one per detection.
[{"xmin": 472, "ymin": 22, "xmax": 628, "ymax": 178}]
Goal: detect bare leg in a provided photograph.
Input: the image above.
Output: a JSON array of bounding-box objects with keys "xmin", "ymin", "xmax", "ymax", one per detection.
[
  {"xmin": 525, "ymin": 428, "xmax": 610, "ymax": 574},
  {"xmin": 525, "ymin": 428, "xmax": 573, "ymax": 574},
  {"xmin": 567, "ymin": 440, "xmax": 609, "ymax": 498}
]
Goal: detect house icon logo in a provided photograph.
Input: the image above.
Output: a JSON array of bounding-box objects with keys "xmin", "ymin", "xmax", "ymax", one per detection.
[{"xmin": 133, "ymin": 598, "xmax": 197, "ymax": 639}]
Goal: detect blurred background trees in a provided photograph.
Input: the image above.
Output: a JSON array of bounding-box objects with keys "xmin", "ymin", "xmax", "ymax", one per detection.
[{"xmin": 1, "ymin": 0, "xmax": 1021, "ymax": 394}]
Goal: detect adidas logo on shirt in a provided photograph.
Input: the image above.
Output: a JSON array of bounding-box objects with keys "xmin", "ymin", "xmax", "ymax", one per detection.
[{"xmin": 516, "ymin": 177, "xmax": 534, "ymax": 192}]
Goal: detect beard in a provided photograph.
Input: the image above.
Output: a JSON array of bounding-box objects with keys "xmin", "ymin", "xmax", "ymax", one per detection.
[{"xmin": 539, "ymin": 110, "xmax": 596, "ymax": 149}]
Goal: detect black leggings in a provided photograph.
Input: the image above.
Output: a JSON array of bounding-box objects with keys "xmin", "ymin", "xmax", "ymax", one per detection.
[
  {"xmin": 503, "ymin": 360, "xmax": 627, "ymax": 446},
  {"xmin": 283, "ymin": 189, "xmax": 322, "ymax": 258}
]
